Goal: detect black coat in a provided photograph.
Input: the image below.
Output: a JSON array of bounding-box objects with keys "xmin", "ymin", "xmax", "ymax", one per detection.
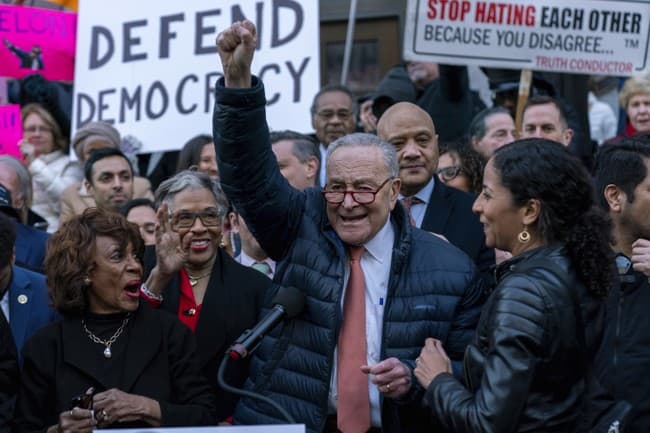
[
  {"xmin": 143, "ymin": 247, "xmax": 271, "ymax": 421},
  {"xmin": 12, "ymin": 303, "xmax": 216, "ymax": 433},
  {"xmin": 0, "ymin": 312, "xmax": 18, "ymax": 433},
  {"xmin": 595, "ymin": 263, "xmax": 650, "ymax": 433},
  {"xmin": 420, "ymin": 181, "xmax": 494, "ymax": 287},
  {"xmin": 424, "ymin": 246, "xmax": 605, "ymax": 433},
  {"xmin": 214, "ymin": 76, "xmax": 485, "ymax": 433}
]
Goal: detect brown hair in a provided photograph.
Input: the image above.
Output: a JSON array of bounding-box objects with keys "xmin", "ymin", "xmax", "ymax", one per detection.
[
  {"xmin": 45, "ymin": 208, "xmax": 144, "ymax": 315},
  {"xmin": 21, "ymin": 103, "xmax": 68, "ymax": 153}
]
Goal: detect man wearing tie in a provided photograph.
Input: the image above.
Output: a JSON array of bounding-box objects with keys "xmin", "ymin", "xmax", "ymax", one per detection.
[
  {"xmin": 377, "ymin": 102, "xmax": 494, "ymax": 284},
  {"xmin": 214, "ymin": 21, "xmax": 484, "ymax": 433}
]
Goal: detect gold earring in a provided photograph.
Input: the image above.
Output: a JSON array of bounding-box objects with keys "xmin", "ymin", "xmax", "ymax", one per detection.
[{"xmin": 518, "ymin": 227, "xmax": 531, "ymax": 243}]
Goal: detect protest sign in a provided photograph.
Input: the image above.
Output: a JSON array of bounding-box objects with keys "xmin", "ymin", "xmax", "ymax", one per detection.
[
  {"xmin": 0, "ymin": 104, "xmax": 22, "ymax": 158},
  {"xmin": 72, "ymin": 0, "xmax": 320, "ymax": 154},
  {"xmin": 0, "ymin": 5, "xmax": 76, "ymax": 81},
  {"xmin": 404, "ymin": 0, "xmax": 650, "ymax": 76}
]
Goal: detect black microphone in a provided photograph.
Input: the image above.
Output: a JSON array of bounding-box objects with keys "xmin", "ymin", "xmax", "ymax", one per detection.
[{"xmin": 228, "ymin": 285, "xmax": 305, "ymax": 360}]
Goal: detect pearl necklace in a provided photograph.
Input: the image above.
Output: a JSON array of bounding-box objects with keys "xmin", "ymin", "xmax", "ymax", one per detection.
[{"xmin": 82, "ymin": 315, "xmax": 130, "ymax": 358}]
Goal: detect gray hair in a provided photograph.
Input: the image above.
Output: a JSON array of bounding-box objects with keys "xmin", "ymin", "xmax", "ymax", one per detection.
[
  {"xmin": 154, "ymin": 170, "xmax": 229, "ymax": 215},
  {"xmin": 326, "ymin": 133, "xmax": 398, "ymax": 179},
  {"xmin": 469, "ymin": 106, "xmax": 512, "ymax": 141},
  {"xmin": 0, "ymin": 155, "xmax": 32, "ymax": 210}
]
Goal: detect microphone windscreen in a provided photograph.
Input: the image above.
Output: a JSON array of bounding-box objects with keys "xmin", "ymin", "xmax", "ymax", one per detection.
[{"xmin": 271, "ymin": 286, "xmax": 305, "ymax": 319}]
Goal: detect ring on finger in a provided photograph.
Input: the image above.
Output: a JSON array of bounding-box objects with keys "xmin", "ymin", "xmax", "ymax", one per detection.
[
  {"xmin": 386, "ymin": 383, "xmax": 391, "ymax": 391},
  {"xmin": 100, "ymin": 410, "xmax": 108, "ymax": 421}
]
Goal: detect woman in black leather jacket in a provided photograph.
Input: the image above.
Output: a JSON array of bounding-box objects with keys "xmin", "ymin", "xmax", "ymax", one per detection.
[{"xmin": 414, "ymin": 139, "xmax": 615, "ymax": 433}]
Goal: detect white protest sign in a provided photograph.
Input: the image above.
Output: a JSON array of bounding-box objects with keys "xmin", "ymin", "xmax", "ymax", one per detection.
[
  {"xmin": 104, "ymin": 425, "xmax": 305, "ymax": 433},
  {"xmin": 404, "ymin": 0, "xmax": 650, "ymax": 76},
  {"xmin": 73, "ymin": 0, "xmax": 319, "ymax": 154}
]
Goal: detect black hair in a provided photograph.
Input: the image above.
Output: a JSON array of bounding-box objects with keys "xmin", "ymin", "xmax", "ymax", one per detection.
[
  {"xmin": 176, "ymin": 134, "xmax": 213, "ymax": 173},
  {"xmin": 84, "ymin": 147, "xmax": 133, "ymax": 184},
  {"xmin": 594, "ymin": 136, "xmax": 650, "ymax": 210},
  {"xmin": 310, "ymin": 84, "xmax": 356, "ymax": 115},
  {"xmin": 469, "ymin": 106, "xmax": 512, "ymax": 141},
  {"xmin": 0, "ymin": 212, "xmax": 16, "ymax": 269},
  {"xmin": 119, "ymin": 198, "xmax": 156, "ymax": 217},
  {"xmin": 439, "ymin": 140, "xmax": 485, "ymax": 194},
  {"xmin": 523, "ymin": 95, "xmax": 570, "ymax": 130},
  {"xmin": 492, "ymin": 138, "xmax": 614, "ymax": 297}
]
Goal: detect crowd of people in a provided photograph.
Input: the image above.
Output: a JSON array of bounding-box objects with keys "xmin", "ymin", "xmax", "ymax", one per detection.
[{"xmin": 1, "ymin": 18, "xmax": 650, "ymax": 433}]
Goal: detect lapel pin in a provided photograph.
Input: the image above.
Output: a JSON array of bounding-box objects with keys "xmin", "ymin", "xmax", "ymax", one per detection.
[{"xmin": 17, "ymin": 294, "xmax": 28, "ymax": 304}]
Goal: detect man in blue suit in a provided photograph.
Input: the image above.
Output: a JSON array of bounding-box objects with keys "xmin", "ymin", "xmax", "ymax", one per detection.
[
  {"xmin": 0, "ymin": 158, "xmax": 50, "ymax": 273},
  {"xmin": 0, "ymin": 212, "xmax": 56, "ymax": 358}
]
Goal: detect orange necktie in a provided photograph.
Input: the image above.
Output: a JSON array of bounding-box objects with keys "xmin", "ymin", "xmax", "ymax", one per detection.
[{"xmin": 337, "ymin": 245, "xmax": 370, "ymax": 433}]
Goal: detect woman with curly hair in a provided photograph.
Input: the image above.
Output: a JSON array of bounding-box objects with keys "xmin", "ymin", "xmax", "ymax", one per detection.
[
  {"xmin": 437, "ymin": 140, "xmax": 485, "ymax": 195},
  {"xmin": 415, "ymin": 139, "xmax": 615, "ymax": 433},
  {"xmin": 13, "ymin": 208, "xmax": 216, "ymax": 433}
]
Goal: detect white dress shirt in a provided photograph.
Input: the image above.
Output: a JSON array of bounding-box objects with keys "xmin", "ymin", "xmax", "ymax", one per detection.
[
  {"xmin": 398, "ymin": 176, "xmax": 435, "ymax": 228},
  {"xmin": 328, "ymin": 218, "xmax": 394, "ymax": 427},
  {"xmin": 0, "ymin": 290, "xmax": 9, "ymax": 323},
  {"xmin": 235, "ymin": 251, "xmax": 276, "ymax": 279}
]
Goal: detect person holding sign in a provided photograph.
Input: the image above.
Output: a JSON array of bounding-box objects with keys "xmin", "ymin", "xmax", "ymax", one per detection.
[{"xmin": 214, "ymin": 21, "xmax": 483, "ymax": 433}]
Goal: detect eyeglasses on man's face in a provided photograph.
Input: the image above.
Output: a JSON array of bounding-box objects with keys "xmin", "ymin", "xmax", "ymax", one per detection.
[
  {"xmin": 168, "ymin": 208, "xmax": 225, "ymax": 230},
  {"xmin": 436, "ymin": 166, "xmax": 463, "ymax": 182},
  {"xmin": 322, "ymin": 177, "xmax": 394, "ymax": 205}
]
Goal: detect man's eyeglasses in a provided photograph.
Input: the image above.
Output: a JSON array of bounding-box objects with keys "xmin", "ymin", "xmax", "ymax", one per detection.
[
  {"xmin": 322, "ymin": 177, "xmax": 394, "ymax": 205},
  {"xmin": 169, "ymin": 208, "xmax": 225, "ymax": 229},
  {"xmin": 316, "ymin": 110, "xmax": 353, "ymax": 121},
  {"xmin": 24, "ymin": 125, "xmax": 51, "ymax": 134},
  {"xmin": 436, "ymin": 166, "xmax": 463, "ymax": 182}
]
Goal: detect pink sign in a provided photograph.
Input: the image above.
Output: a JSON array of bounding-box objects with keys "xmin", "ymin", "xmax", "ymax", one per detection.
[
  {"xmin": 0, "ymin": 104, "xmax": 22, "ymax": 158},
  {"xmin": 0, "ymin": 5, "xmax": 76, "ymax": 81}
]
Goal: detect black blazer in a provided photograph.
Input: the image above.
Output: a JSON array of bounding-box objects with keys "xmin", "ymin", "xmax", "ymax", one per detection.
[
  {"xmin": 143, "ymin": 247, "xmax": 272, "ymax": 421},
  {"xmin": 13, "ymin": 304, "xmax": 216, "ymax": 433},
  {"xmin": 420, "ymin": 181, "xmax": 495, "ymax": 285},
  {"xmin": 0, "ymin": 312, "xmax": 18, "ymax": 433}
]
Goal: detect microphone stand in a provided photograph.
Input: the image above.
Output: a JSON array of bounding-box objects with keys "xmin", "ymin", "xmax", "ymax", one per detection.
[{"xmin": 217, "ymin": 352, "xmax": 296, "ymax": 424}]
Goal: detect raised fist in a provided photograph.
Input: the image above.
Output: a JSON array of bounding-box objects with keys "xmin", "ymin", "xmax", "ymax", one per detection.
[{"xmin": 216, "ymin": 20, "xmax": 257, "ymax": 88}]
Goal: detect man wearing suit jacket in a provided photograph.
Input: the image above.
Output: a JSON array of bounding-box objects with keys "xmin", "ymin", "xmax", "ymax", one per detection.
[
  {"xmin": 0, "ymin": 213, "xmax": 57, "ymax": 358},
  {"xmin": 0, "ymin": 310, "xmax": 18, "ymax": 433},
  {"xmin": 377, "ymin": 102, "xmax": 494, "ymax": 283}
]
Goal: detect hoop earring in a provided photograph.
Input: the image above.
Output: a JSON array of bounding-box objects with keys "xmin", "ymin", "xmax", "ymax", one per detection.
[{"xmin": 518, "ymin": 227, "xmax": 531, "ymax": 243}]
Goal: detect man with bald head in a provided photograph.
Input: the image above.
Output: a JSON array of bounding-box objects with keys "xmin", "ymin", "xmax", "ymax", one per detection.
[{"xmin": 377, "ymin": 102, "xmax": 494, "ymax": 281}]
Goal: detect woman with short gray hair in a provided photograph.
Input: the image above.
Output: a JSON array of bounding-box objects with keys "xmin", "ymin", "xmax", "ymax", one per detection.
[{"xmin": 142, "ymin": 169, "xmax": 272, "ymax": 422}]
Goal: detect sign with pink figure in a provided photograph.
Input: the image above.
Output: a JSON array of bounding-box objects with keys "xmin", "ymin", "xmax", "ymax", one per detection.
[
  {"xmin": 0, "ymin": 104, "xmax": 22, "ymax": 158},
  {"xmin": 0, "ymin": 5, "xmax": 76, "ymax": 81}
]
